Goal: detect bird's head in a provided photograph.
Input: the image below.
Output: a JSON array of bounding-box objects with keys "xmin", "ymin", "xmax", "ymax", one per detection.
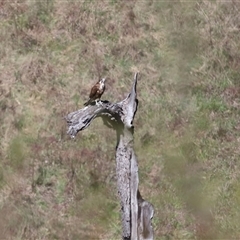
[{"xmin": 100, "ymin": 78, "xmax": 106, "ymax": 84}]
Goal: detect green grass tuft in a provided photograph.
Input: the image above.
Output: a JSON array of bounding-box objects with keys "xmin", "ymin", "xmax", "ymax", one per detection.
[{"xmin": 8, "ymin": 135, "xmax": 27, "ymax": 170}]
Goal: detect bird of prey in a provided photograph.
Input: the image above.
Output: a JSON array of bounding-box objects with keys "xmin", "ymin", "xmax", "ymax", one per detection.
[{"xmin": 84, "ymin": 78, "xmax": 106, "ymax": 106}]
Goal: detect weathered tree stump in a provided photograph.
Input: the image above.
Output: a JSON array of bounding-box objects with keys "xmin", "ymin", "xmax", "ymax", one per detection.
[{"xmin": 65, "ymin": 73, "xmax": 154, "ymax": 240}]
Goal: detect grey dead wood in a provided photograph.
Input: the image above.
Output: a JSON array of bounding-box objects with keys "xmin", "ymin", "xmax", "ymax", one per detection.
[{"xmin": 65, "ymin": 73, "xmax": 154, "ymax": 240}]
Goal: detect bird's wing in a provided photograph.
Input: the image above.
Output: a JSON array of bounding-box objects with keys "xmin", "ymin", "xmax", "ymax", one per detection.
[{"xmin": 89, "ymin": 83, "xmax": 99, "ymax": 99}]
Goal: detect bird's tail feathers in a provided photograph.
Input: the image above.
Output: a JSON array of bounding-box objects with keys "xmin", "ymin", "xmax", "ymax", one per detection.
[{"xmin": 84, "ymin": 99, "xmax": 91, "ymax": 106}]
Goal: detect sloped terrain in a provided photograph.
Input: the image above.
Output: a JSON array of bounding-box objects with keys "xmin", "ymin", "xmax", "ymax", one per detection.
[{"xmin": 1, "ymin": 1, "xmax": 240, "ymax": 239}]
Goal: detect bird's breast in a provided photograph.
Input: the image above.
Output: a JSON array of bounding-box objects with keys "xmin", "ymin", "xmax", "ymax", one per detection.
[{"xmin": 99, "ymin": 82, "xmax": 105, "ymax": 90}]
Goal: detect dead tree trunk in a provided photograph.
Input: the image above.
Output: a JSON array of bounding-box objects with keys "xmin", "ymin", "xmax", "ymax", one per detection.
[{"xmin": 65, "ymin": 73, "xmax": 154, "ymax": 240}]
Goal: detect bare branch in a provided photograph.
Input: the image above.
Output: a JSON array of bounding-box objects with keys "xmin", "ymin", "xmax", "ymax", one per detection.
[{"xmin": 65, "ymin": 100, "xmax": 122, "ymax": 138}]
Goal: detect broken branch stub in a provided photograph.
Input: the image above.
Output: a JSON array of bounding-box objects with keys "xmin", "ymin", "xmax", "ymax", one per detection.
[{"xmin": 65, "ymin": 73, "xmax": 154, "ymax": 240}]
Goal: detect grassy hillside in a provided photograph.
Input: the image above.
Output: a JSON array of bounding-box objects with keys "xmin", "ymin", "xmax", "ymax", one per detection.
[{"xmin": 1, "ymin": 1, "xmax": 240, "ymax": 239}]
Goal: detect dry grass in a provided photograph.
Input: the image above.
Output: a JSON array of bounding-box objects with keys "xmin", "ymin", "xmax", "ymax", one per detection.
[{"xmin": 1, "ymin": 0, "xmax": 240, "ymax": 239}]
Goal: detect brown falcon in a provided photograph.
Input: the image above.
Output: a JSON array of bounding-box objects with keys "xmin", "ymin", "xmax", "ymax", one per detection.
[{"xmin": 84, "ymin": 78, "xmax": 106, "ymax": 106}]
